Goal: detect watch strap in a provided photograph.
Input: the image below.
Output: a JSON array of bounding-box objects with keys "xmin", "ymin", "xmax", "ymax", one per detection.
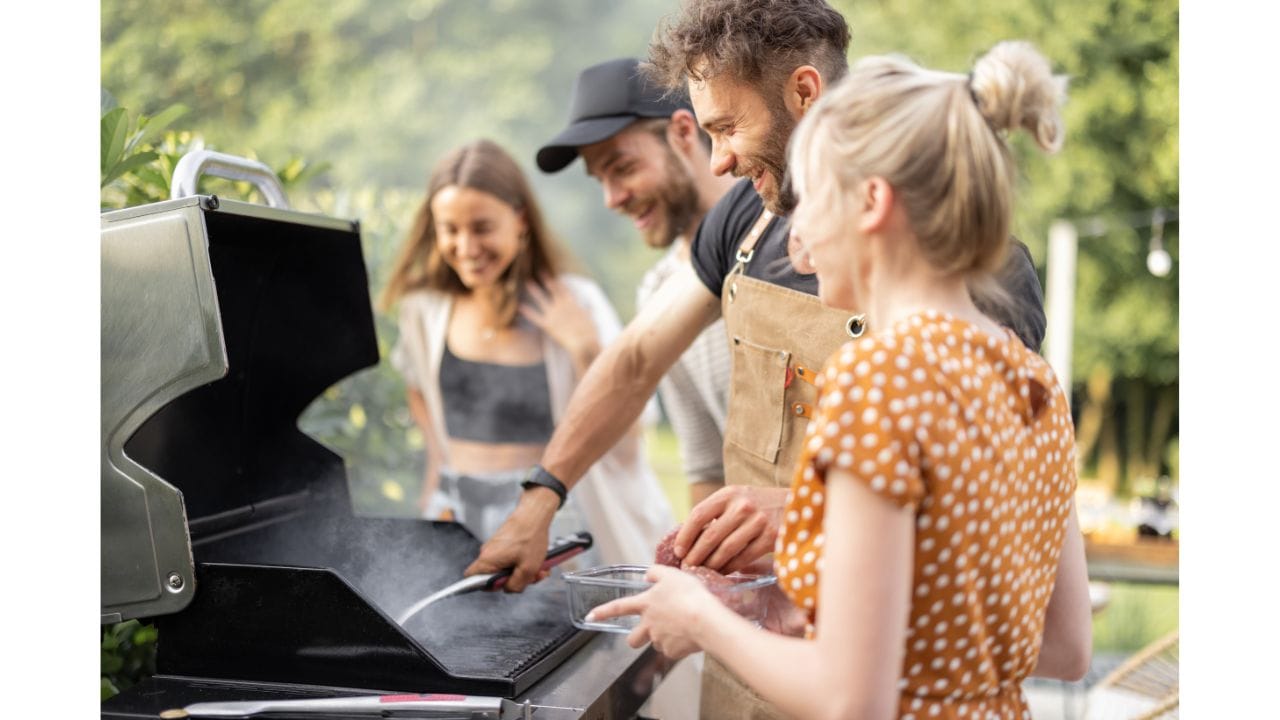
[{"xmin": 521, "ymin": 465, "xmax": 567, "ymax": 509}]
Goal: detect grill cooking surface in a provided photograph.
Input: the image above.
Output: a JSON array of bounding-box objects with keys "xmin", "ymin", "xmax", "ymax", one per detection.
[
  {"xmin": 173, "ymin": 512, "xmax": 587, "ymax": 693},
  {"xmin": 402, "ymin": 582, "xmax": 580, "ymax": 679}
]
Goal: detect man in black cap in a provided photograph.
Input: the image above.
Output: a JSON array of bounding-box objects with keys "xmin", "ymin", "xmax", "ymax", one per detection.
[{"xmin": 537, "ymin": 58, "xmax": 736, "ymax": 512}]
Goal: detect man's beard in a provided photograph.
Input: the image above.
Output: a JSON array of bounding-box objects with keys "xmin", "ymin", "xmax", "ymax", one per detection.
[
  {"xmin": 635, "ymin": 148, "xmax": 701, "ymax": 249},
  {"xmin": 750, "ymin": 100, "xmax": 798, "ymax": 216}
]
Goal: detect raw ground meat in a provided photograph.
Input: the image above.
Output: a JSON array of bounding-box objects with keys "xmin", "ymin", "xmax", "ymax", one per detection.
[{"xmin": 654, "ymin": 526, "xmax": 681, "ymax": 567}]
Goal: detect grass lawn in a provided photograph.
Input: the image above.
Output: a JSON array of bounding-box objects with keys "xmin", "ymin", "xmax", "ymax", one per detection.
[{"xmin": 645, "ymin": 424, "xmax": 693, "ymax": 522}]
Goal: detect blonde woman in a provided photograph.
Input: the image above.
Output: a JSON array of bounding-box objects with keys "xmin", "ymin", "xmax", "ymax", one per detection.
[
  {"xmin": 592, "ymin": 43, "xmax": 1092, "ymax": 719},
  {"xmin": 381, "ymin": 139, "xmax": 672, "ymax": 570}
]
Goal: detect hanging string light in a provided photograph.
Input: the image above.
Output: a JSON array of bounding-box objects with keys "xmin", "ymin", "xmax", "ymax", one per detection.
[{"xmin": 1146, "ymin": 208, "xmax": 1172, "ymax": 277}]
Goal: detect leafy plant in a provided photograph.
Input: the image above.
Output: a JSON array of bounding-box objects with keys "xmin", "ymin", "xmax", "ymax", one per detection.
[
  {"xmin": 100, "ymin": 102, "xmax": 188, "ymax": 190},
  {"xmin": 101, "ymin": 620, "xmax": 158, "ymax": 701},
  {"xmin": 101, "ymin": 100, "xmax": 329, "ymax": 211}
]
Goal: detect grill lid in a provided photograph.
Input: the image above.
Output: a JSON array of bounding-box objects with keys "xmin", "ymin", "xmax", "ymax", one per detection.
[{"xmin": 101, "ymin": 173, "xmax": 377, "ymax": 622}]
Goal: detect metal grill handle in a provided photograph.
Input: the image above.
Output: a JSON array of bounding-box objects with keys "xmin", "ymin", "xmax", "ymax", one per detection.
[{"xmin": 171, "ymin": 150, "xmax": 291, "ymax": 209}]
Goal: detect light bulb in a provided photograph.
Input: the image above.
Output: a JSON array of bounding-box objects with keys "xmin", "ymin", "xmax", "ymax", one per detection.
[{"xmin": 1147, "ymin": 247, "xmax": 1172, "ymax": 277}]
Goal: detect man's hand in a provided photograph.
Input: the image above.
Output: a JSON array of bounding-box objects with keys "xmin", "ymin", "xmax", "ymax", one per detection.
[
  {"xmin": 464, "ymin": 486, "xmax": 559, "ymax": 592},
  {"xmin": 674, "ymin": 485, "xmax": 788, "ymax": 573}
]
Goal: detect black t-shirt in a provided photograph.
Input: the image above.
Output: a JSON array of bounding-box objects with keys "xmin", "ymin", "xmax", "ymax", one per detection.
[
  {"xmin": 690, "ymin": 179, "xmax": 1048, "ymax": 352},
  {"xmin": 691, "ymin": 179, "xmax": 817, "ymax": 296}
]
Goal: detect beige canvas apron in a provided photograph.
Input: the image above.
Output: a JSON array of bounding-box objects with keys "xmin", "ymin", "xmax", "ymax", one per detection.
[{"xmin": 700, "ymin": 209, "xmax": 864, "ymax": 720}]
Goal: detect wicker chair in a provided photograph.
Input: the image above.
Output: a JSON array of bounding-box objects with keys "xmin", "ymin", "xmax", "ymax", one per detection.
[{"xmin": 1083, "ymin": 630, "xmax": 1179, "ymax": 719}]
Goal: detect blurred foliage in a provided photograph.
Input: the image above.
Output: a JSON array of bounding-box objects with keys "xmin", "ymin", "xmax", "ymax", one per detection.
[
  {"xmin": 1091, "ymin": 582, "xmax": 1179, "ymax": 654},
  {"xmin": 101, "ymin": 620, "xmax": 157, "ymax": 701}
]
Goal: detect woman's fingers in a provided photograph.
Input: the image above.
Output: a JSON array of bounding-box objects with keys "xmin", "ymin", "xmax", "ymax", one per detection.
[
  {"xmin": 645, "ymin": 564, "xmax": 680, "ymax": 583},
  {"xmin": 587, "ymin": 594, "xmax": 644, "ymax": 622},
  {"xmin": 626, "ymin": 622, "xmax": 650, "ymax": 650}
]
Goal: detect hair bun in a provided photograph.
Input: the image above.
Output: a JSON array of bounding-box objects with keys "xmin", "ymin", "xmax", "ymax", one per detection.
[{"xmin": 970, "ymin": 41, "xmax": 1067, "ymax": 153}]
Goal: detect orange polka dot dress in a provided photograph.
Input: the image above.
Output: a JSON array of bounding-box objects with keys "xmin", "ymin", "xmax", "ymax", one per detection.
[{"xmin": 774, "ymin": 310, "xmax": 1077, "ymax": 720}]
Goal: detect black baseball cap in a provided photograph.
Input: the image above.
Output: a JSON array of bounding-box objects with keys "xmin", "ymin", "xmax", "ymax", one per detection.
[{"xmin": 536, "ymin": 58, "xmax": 692, "ymax": 173}]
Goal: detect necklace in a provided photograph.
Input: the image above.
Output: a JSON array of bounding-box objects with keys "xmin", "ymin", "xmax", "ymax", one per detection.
[{"xmin": 480, "ymin": 327, "xmax": 497, "ymax": 341}]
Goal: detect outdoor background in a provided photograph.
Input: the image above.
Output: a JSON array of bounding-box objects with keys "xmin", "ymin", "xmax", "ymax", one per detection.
[{"xmin": 100, "ymin": 0, "xmax": 1179, "ymax": 707}]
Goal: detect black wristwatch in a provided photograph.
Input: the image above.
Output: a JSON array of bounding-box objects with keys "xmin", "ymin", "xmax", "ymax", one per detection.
[{"xmin": 521, "ymin": 465, "xmax": 568, "ymax": 509}]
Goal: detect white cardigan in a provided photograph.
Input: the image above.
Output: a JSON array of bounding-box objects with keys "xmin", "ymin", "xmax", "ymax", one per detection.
[{"xmin": 391, "ymin": 274, "xmax": 673, "ymax": 566}]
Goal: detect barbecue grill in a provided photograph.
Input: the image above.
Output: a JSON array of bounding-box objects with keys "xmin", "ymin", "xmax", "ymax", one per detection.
[{"xmin": 100, "ymin": 152, "xmax": 666, "ymax": 719}]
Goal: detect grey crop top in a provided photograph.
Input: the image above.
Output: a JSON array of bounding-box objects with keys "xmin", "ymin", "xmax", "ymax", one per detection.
[{"xmin": 439, "ymin": 343, "xmax": 555, "ymax": 444}]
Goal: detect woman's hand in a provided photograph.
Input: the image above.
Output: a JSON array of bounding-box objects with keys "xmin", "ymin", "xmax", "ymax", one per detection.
[
  {"xmin": 587, "ymin": 564, "xmax": 722, "ymax": 660},
  {"xmin": 518, "ymin": 275, "xmax": 601, "ymax": 372}
]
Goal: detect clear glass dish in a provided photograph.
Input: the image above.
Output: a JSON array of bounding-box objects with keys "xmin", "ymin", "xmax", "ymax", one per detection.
[{"xmin": 563, "ymin": 563, "xmax": 778, "ymax": 633}]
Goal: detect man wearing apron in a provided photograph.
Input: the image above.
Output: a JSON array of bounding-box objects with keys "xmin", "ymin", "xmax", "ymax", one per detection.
[{"xmin": 467, "ymin": 2, "xmax": 1046, "ymax": 716}]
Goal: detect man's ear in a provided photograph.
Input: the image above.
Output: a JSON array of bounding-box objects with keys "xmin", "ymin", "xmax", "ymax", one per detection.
[
  {"xmin": 667, "ymin": 109, "xmax": 699, "ymax": 152},
  {"xmin": 784, "ymin": 65, "xmax": 824, "ymax": 120},
  {"xmin": 857, "ymin": 177, "xmax": 894, "ymax": 234}
]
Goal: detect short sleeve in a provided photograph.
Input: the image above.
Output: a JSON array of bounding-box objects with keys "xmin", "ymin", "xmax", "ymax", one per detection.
[
  {"xmin": 657, "ymin": 364, "xmax": 725, "ymax": 483},
  {"xmin": 806, "ymin": 339, "xmax": 924, "ymax": 509},
  {"xmin": 690, "ymin": 179, "xmax": 762, "ymax": 297}
]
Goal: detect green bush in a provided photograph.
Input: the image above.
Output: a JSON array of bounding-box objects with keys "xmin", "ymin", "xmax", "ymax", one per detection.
[{"xmin": 101, "ymin": 620, "xmax": 158, "ymax": 701}]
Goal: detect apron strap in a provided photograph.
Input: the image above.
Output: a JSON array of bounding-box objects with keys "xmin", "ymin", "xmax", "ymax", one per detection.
[{"xmin": 730, "ymin": 208, "xmax": 775, "ymax": 275}]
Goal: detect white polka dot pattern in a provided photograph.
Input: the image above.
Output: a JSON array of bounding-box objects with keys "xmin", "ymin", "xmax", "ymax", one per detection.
[{"xmin": 774, "ymin": 310, "xmax": 1076, "ymax": 720}]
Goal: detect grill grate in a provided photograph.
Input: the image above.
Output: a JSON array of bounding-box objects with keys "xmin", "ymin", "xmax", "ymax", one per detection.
[{"xmin": 401, "ymin": 580, "xmax": 580, "ymax": 680}]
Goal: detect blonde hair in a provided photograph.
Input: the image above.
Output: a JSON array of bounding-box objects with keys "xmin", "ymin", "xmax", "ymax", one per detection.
[
  {"xmin": 790, "ymin": 40, "xmax": 1066, "ymax": 284},
  {"xmin": 378, "ymin": 140, "xmax": 566, "ymax": 324}
]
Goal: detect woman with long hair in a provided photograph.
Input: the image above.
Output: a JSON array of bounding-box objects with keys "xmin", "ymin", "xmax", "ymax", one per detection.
[
  {"xmin": 381, "ymin": 139, "xmax": 672, "ymax": 567},
  {"xmin": 591, "ymin": 42, "xmax": 1092, "ymax": 718}
]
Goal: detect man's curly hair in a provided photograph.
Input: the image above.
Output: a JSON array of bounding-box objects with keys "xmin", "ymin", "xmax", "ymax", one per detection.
[{"xmin": 645, "ymin": 0, "xmax": 851, "ymax": 92}]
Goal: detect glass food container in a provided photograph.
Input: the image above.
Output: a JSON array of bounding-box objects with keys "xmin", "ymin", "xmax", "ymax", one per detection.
[{"xmin": 564, "ymin": 564, "xmax": 777, "ymax": 633}]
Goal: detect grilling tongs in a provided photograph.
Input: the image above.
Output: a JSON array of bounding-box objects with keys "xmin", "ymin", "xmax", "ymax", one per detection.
[{"xmin": 395, "ymin": 531, "xmax": 593, "ymax": 625}]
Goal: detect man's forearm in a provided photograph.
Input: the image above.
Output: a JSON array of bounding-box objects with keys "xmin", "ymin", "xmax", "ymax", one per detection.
[
  {"xmin": 542, "ymin": 267, "xmax": 722, "ymax": 489},
  {"xmin": 542, "ymin": 329, "xmax": 672, "ymax": 488}
]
